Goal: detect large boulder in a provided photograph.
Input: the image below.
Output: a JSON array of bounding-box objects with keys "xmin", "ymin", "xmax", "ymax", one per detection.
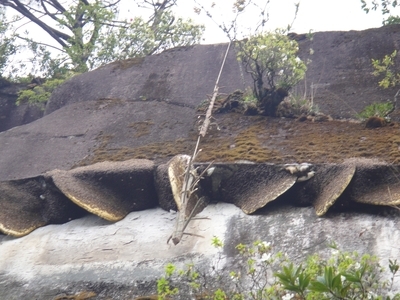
[
  {"xmin": 44, "ymin": 44, "xmax": 249, "ymax": 115},
  {"xmin": 295, "ymin": 25, "xmax": 400, "ymax": 120},
  {"xmin": 2, "ymin": 25, "xmax": 400, "ymax": 182},
  {"xmin": 44, "ymin": 25, "xmax": 400, "ymax": 120},
  {"xmin": 1, "ymin": 25, "xmax": 400, "ymax": 299}
]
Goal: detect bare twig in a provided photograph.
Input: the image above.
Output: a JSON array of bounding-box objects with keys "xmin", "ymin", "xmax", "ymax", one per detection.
[
  {"xmin": 200, "ymin": 42, "xmax": 231, "ymax": 137},
  {"xmin": 168, "ymin": 42, "xmax": 231, "ymax": 245}
]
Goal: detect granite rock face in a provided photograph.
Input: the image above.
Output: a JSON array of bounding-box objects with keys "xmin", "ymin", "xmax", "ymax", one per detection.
[
  {"xmin": 1, "ymin": 203, "xmax": 400, "ymax": 299},
  {"xmin": 1, "ymin": 25, "xmax": 400, "ymax": 299},
  {"xmin": 44, "ymin": 25, "xmax": 400, "ymax": 120}
]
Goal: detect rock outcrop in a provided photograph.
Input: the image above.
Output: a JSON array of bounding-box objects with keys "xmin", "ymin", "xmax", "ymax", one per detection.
[
  {"xmin": 0, "ymin": 80, "xmax": 43, "ymax": 132},
  {"xmin": 1, "ymin": 25, "xmax": 400, "ymax": 299},
  {"xmin": 1, "ymin": 203, "xmax": 400, "ymax": 299}
]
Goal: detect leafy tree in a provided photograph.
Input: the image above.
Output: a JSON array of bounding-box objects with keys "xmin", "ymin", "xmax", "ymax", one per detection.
[
  {"xmin": 383, "ymin": 15, "xmax": 400, "ymax": 25},
  {"xmin": 361, "ymin": 0, "xmax": 400, "ymax": 25},
  {"xmin": 361, "ymin": 0, "xmax": 400, "ymax": 14},
  {"xmin": 0, "ymin": 8, "xmax": 16, "ymax": 76},
  {"xmin": 236, "ymin": 29, "xmax": 307, "ymax": 116},
  {"xmin": 372, "ymin": 50, "xmax": 400, "ymax": 88},
  {"xmin": 194, "ymin": 1, "xmax": 305, "ymax": 116},
  {"xmin": 365, "ymin": 50, "xmax": 400, "ymax": 120},
  {"xmin": 0, "ymin": 0, "xmax": 204, "ymax": 76}
]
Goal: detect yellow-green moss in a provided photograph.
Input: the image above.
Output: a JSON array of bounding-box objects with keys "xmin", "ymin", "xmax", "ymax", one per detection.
[
  {"xmin": 129, "ymin": 120, "xmax": 154, "ymax": 138},
  {"xmin": 75, "ymin": 114, "xmax": 400, "ymax": 167},
  {"xmin": 109, "ymin": 57, "xmax": 145, "ymax": 71}
]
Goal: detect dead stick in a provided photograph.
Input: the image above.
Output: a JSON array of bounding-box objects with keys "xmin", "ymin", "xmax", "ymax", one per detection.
[
  {"xmin": 169, "ymin": 196, "xmax": 204, "ymax": 245},
  {"xmin": 199, "ymin": 42, "xmax": 231, "ymax": 137},
  {"xmin": 170, "ymin": 42, "xmax": 231, "ymax": 245}
]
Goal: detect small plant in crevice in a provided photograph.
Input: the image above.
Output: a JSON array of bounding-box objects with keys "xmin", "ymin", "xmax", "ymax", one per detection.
[
  {"xmin": 356, "ymin": 102, "xmax": 394, "ymax": 121},
  {"xmin": 276, "ymin": 93, "xmax": 319, "ymax": 119},
  {"xmin": 242, "ymin": 87, "xmax": 258, "ymax": 104},
  {"xmin": 368, "ymin": 50, "xmax": 400, "ymax": 124},
  {"xmin": 157, "ymin": 263, "xmax": 179, "ymax": 299},
  {"xmin": 275, "ymin": 74, "xmax": 330, "ymax": 120},
  {"xmin": 155, "ymin": 237, "xmax": 400, "ymax": 299},
  {"xmin": 241, "ymin": 87, "xmax": 259, "ymax": 115}
]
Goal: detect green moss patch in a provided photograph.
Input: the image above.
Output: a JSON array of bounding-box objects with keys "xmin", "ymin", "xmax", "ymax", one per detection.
[{"xmin": 76, "ymin": 113, "xmax": 400, "ymax": 167}]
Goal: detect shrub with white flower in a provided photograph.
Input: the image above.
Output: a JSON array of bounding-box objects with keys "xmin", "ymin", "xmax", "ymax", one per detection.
[
  {"xmin": 236, "ymin": 29, "xmax": 307, "ymax": 101},
  {"xmin": 157, "ymin": 239, "xmax": 400, "ymax": 299}
]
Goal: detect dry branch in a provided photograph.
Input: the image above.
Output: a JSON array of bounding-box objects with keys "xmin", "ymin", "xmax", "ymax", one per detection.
[{"xmin": 167, "ymin": 42, "xmax": 231, "ymax": 245}]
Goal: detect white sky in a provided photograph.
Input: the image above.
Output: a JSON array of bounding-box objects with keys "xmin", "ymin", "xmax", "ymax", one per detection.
[
  {"xmin": 6, "ymin": 0, "xmax": 400, "ymax": 75},
  {"xmin": 15, "ymin": 0, "xmax": 400, "ymax": 47},
  {"xmin": 166, "ymin": 0, "xmax": 399, "ymax": 44}
]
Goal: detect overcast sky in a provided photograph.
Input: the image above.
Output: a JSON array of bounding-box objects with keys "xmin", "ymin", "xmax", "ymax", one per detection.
[
  {"xmin": 156, "ymin": 0, "xmax": 400, "ymax": 44},
  {"xmin": 8, "ymin": 0, "xmax": 400, "ymax": 75},
  {"xmin": 18, "ymin": 0, "xmax": 400, "ymax": 47}
]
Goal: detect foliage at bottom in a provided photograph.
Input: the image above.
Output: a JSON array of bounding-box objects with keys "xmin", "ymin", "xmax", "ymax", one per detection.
[{"xmin": 156, "ymin": 237, "xmax": 400, "ymax": 300}]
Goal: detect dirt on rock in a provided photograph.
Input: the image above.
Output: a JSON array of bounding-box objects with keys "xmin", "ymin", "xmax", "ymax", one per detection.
[{"xmin": 76, "ymin": 111, "xmax": 400, "ymax": 167}]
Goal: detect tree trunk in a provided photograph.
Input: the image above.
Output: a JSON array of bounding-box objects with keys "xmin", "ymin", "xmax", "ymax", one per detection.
[{"xmin": 258, "ymin": 88, "xmax": 289, "ymax": 116}]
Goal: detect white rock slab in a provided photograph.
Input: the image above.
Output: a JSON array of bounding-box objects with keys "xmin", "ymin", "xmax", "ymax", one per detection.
[{"xmin": 1, "ymin": 203, "xmax": 400, "ymax": 299}]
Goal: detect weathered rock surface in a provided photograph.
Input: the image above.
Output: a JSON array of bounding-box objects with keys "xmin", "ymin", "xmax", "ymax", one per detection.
[
  {"xmin": 1, "ymin": 25, "xmax": 400, "ymax": 299},
  {"xmin": 0, "ymin": 80, "xmax": 43, "ymax": 132},
  {"xmin": 296, "ymin": 25, "xmax": 400, "ymax": 120},
  {"xmin": 44, "ymin": 45, "xmax": 248, "ymax": 115},
  {"xmin": 1, "ymin": 203, "xmax": 400, "ymax": 299},
  {"xmin": 44, "ymin": 25, "xmax": 400, "ymax": 120},
  {"xmin": 0, "ymin": 99, "xmax": 194, "ymax": 181}
]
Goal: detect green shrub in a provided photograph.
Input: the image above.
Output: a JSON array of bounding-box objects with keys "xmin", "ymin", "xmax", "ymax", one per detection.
[
  {"xmin": 371, "ymin": 50, "xmax": 400, "ymax": 89},
  {"xmin": 383, "ymin": 15, "xmax": 400, "ymax": 26},
  {"xmin": 16, "ymin": 78, "xmax": 66, "ymax": 107},
  {"xmin": 276, "ymin": 93, "xmax": 319, "ymax": 118},
  {"xmin": 356, "ymin": 102, "xmax": 394, "ymax": 120},
  {"xmin": 236, "ymin": 29, "xmax": 307, "ymax": 99},
  {"xmin": 236, "ymin": 29, "xmax": 307, "ymax": 116},
  {"xmin": 155, "ymin": 238, "xmax": 400, "ymax": 299}
]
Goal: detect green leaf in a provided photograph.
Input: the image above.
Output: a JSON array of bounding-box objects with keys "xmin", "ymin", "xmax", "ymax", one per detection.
[
  {"xmin": 342, "ymin": 273, "xmax": 361, "ymax": 283},
  {"xmin": 299, "ymin": 273, "xmax": 311, "ymax": 290},
  {"xmin": 339, "ymin": 283, "xmax": 352, "ymax": 298},
  {"xmin": 332, "ymin": 273, "xmax": 343, "ymax": 290},
  {"xmin": 324, "ymin": 267, "xmax": 334, "ymax": 289},
  {"xmin": 309, "ymin": 280, "xmax": 330, "ymax": 293}
]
